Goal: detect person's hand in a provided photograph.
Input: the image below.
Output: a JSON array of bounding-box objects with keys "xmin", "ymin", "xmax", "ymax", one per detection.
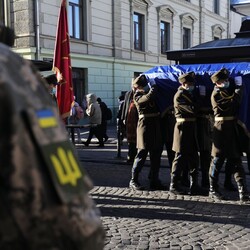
[
  {"xmin": 148, "ymin": 79, "xmax": 156, "ymax": 87},
  {"xmin": 234, "ymin": 76, "xmax": 242, "ymax": 86}
]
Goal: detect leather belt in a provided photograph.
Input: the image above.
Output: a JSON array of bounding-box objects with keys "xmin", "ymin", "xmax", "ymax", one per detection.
[
  {"xmin": 139, "ymin": 113, "xmax": 160, "ymax": 119},
  {"xmin": 176, "ymin": 118, "xmax": 196, "ymax": 122},
  {"xmin": 214, "ymin": 116, "xmax": 235, "ymax": 121}
]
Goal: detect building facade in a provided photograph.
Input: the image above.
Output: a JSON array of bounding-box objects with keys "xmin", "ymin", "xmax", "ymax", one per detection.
[{"xmin": 1, "ymin": 0, "xmax": 232, "ymax": 110}]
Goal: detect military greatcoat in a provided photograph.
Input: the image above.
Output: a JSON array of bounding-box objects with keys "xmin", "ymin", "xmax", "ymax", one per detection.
[
  {"xmin": 172, "ymin": 86, "xmax": 198, "ymax": 153},
  {"xmin": 134, "ymin": 85, "xmax": 162, "ymax": 150},
  {"xmin": 211, "ymin": 80, "xmax": 243, "ymax": 158},
  {"xmin": 0, "ymin": 43, "xmax": 104, "ymax": 249}
]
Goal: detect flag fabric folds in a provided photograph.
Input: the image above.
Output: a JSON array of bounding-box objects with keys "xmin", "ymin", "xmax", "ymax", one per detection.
[{"xmin": 53, "ymin": 0, "xmax": 74, "ymax": 121}]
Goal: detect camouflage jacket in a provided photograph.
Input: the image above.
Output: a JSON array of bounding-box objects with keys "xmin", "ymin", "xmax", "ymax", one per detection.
[{"xmin": 0, "ymin": 43, "xmax": 104, "ymax": 250}]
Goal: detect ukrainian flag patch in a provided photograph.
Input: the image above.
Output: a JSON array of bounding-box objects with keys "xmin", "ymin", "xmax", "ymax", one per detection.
[{"xmin": 36, "ymin": 109, "xmax": 58, "ymax": 128}]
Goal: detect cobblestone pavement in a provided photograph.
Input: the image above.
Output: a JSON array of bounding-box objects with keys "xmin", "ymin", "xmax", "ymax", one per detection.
[{"xmin": 75, "ymin": 125, "xmax": 250, "ymax": 250}]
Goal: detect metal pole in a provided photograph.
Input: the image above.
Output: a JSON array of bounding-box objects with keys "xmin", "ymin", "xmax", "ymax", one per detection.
[{"xmin": 116, "ymin": 122, "xmax": 121, "ymax": 158}]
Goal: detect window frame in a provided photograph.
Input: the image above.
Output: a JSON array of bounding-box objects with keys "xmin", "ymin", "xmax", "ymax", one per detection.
[
  {"xmin": 68, "ymin": 0, "xmax": 84, "ymax": 40},
  {"xmin": 133, "ymin": 12, "xmax": 145, "ymax": 51},
  {"xmin": 214, "ymin": 0, "xmax": 220, "ymax": 15},
  {"xmin": 160, "ymin": 21, "xmax": 170, "ymax": 54},
  {"xmin": 180, "ymin": 13, "xmax": 197, "ymax": 50},
  {"xmin": 182, "ymin": 27, "xmax": 191, "ymax": 49}
]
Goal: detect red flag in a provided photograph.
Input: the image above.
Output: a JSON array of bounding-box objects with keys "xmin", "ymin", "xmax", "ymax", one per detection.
[{"xmin": 53, "ymin": 0, "xmax": 74, "ymax": 121}]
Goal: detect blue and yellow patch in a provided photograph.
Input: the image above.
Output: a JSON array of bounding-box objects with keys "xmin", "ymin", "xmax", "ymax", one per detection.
[{"xmin": 36, "ymin": 109, "xmax": 58, "ymax": 128}]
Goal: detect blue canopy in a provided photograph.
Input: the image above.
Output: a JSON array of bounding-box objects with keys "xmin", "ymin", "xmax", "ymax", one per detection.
[{"xmin": 144, "ymin": 62, "xmax": 250, "ymax": 131}]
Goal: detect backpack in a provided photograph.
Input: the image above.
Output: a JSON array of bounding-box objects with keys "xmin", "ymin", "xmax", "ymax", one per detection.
[
  {"xmin": 75, "ymin": 105, "xmax": 84, "ymax": 120},
  {"xmin": 106, "ymin": 108, "xmax": 112, "ymax": 120}
]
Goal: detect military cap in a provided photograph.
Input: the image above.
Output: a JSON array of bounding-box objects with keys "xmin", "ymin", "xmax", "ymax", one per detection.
[
  {"xmin": 211, "ymin": 68, "xmax": 229, "ymax": 83},
  {"xmin": 44, "ymin": 74, "xmax": 58, "ymax": 85},
  {"xmin": 132, "ymin": 74, "xmax": 148, "ymax": 88},
  {"xmin": 178, "ymin": 71, "xmax": 195, "ymax": 84}
]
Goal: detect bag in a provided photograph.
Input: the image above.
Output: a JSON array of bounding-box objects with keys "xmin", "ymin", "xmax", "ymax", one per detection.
[
  {"xmin": 75, "ymin": 105, "xmax": 84, "ymax": 120},
  {"xmin": 106, "ymin": 108, "xmax": 112, "ymax": 120}
]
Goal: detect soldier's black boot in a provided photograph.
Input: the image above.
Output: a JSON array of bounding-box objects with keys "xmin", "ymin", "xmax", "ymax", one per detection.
[
  {"xmin": 209, "ymin": 178, "xmax": 223, "ymax": 199},
  {"xmin": 169, "ymin": 176, "xmax": 184, "ymax": 195},
  {"xmin": 189, "ymin": 174, "xmax": 208, "ymax": 196},
  {"xmin": 237, "ymin": 181, "xmax": 250, "ymax": 202},
  {"xmin": 129, "ymin": 172, "xmax": 144, "ymax": 190}
]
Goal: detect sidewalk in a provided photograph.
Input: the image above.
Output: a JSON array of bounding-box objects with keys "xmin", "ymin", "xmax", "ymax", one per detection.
[{"xmin": 74, "ymin": 124, "xmax": 250, "ymax": 250}]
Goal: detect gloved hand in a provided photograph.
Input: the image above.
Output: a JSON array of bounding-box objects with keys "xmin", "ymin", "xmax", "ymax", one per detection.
[
  {"xmin": 234, "ymin": 76, "xmax": 242, "ymax": 86},
  {"xmin": 148, "ymin": 79, "xmax": 156, "ymax": 88}
]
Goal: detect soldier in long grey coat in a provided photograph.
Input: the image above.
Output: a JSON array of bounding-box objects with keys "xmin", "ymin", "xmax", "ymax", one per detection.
[
  {"xmin": 0, "ymin": 26, "xmax": 105, "ymax": 249},
  {"xmin": 169, "ymin": 72, "xmax": 201, "ymax": 195},
  {"xmin": 209, "ymin": 68, "xmax": 249, "ymax": 202},
  {"xmin": 129, "ymin": 75, "xmax": 163, "ymax": 190}
]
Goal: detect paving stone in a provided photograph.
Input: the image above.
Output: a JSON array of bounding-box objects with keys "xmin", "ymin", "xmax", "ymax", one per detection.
[{"xmin": 78, "ymin": 127, "xmax": 250, "ymax": 250}]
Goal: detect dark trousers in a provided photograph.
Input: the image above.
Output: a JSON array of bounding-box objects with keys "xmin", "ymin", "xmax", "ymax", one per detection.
[
  {"xmin": 200, "ymin": 150, "xmax": 211, "ymax": 185},
  {"xmin": 127, "ymin": 142, "xmax": 137, "ymax": 162},
  {"xmin": 131, "ymin": 148, "xmax": 161, "ymax": 184},
  {"xmin": 100, "ymin": 121, "xmax": 107, "ymax": 139},
  {"xmin": 171, "ymin": 152, "xmax": 199, "ymax": 183},
  {"xmin": 210, "ymin": 156, "xmax": 245, "ymax": 186},
  {"xmin": 86, "ymin": 125, "xmax": 104, "ymax": 146},
  {"xmin": 162, "ymin": 143, "xmax": 175, "ymax": 169}
]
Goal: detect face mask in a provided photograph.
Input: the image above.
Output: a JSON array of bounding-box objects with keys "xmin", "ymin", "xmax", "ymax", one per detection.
[
  {"xmin": 221, "ymin": 81, "xmax": 230, "ymax": 89},
  {"xmin": 186, "ymin": 86, "xmax": 194, "ymax": 92}
]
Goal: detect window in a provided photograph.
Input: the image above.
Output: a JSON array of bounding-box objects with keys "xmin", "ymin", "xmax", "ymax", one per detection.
[
  {"xmin": 214, "ymin": 0, "xmax": 220, "ymax": 15},
  {"xmin": 180, "ymin": 13, "xmax": 197, "ymax": 49},
  {"xmin": 160, "ymin": 21, "xmax": 170, "ymax": 54},
  {"xmin": 133, "ymin": 12, "xmax": 144, "ymax": 51},
  {"xmin": 183, "ymin": 27, "xmax": 191, "ymax": 49},
  {"xmin": 69, "ymin": 0, "xmax": 83, "ymax": 39},
  {"xmin": 0, "ymin": 0, "xmax": 5, "ymax": 24},
  {"xmin": 72, "ymin": 68, "xmax": 86, "ymax": 104}
]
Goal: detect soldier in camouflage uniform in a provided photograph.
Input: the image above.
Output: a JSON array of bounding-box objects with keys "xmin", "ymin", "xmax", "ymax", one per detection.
[{"xmin": 0, "ymin": 25, "xmax": 105, "ymax": 249}]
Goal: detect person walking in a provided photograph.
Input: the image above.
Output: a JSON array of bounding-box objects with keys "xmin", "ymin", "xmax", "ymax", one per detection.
[
  {"xmin": 129, "ymin": 75, "xmax": 163, "ymax": 190},
  {"xmin": 84, "ymin": 93, "xmax": 104, "ymax": 147},
  {"xmin": 68, "ymin": 96, "xmax": 83, "ymax": 144},
  {"xmin": 209, "ymin": 68, "xmax": 249, "ymax": 202},
  {"xmin": 169, "ymin": 72, "xmax": 201, "ymax": 195},
  {"xmin": 97, "ymin": 97, "xmax": 109, "ymax": 142},
  {"xmin": 116, "ymin": 94, "xmax": 126, "ymax": 144}
]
